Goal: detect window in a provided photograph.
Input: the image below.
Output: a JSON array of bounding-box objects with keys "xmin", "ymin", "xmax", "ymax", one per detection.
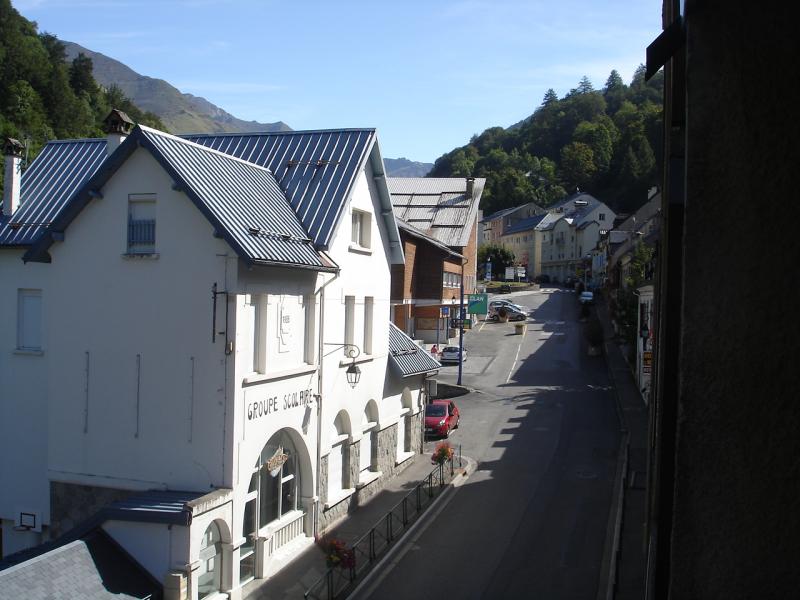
[
  {"xmin": 599, "ymin": 213, "xmax": 606, "ymax": 221},
  {"xmin": 17, "ymin": 289, "xmax": 42, "ymax": 351},
  {"xmin": 241, "ymin": 429, "xmax": 304, "ymax": 583},
  {"xmin": 351, "ymin": 210, "xmax": 371, "ymax": 248},
  {"xmin": 198, "ymin": 523, "xmax": 222, "ymax": 599},
  {"xmin": 344, "ymin": 296, "xmax": 355, "ymax": 355},
  {"xmin": 328, "ymin": 412, "xmax": 349, "ymax": 498},
  {"xmin": 127, "ymin": 193, "xmax": 156, "ymax": 254},
  {"xmin": 363, "ymin": 297, "xmax": 373, "ymax": 355}
]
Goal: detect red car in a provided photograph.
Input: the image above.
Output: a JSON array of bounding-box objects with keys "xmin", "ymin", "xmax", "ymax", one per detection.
[{"xmin": 425, "ymin": 400, "xmax": 460, "ymax": 438}]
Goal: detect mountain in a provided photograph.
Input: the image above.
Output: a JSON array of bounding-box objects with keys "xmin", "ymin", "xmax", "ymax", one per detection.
[
  {"xmin": 62, "ymin": 41, "xmax": 290, "ymax": 135},
  {"xmin": 60, "ymin": 41, "xmax": 427, "ymax": 171},
  {"xmin": 383, "ymin": 157, "xmax": 433, "ymax": 177}
]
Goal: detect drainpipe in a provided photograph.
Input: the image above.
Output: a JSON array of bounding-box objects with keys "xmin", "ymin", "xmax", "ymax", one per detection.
[{"xmin": 313, "ymin": 267, "xmax": 340, "ymax": 538}]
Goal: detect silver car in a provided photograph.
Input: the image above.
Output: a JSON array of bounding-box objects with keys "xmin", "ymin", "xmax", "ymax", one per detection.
[{"xmin": 439, "ymin": 345, "xmax": 467, "ymax": 363}]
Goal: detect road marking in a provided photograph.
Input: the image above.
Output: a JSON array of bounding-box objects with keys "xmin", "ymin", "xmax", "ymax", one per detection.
[
  {"xmin": 479, "ymin": 319, "xmax": 487, "ymax": 332},
  {"xmin": 506, "ymin": 343, "xmax": 522, "ymax": 383}
]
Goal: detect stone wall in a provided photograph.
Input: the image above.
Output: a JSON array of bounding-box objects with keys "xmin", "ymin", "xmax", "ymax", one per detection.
[
  {"xmin": 49, "ymin": 481, "xmax": 132, "ymax": 539},
  {"xmin": 319, "ymin": 415, "xmax": 423, "ymax": 533}
]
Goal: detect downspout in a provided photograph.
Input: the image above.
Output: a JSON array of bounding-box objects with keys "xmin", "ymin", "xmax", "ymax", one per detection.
[{"xmin": 314, "ymin": 264, "xmax": 340, "ymax": 539}]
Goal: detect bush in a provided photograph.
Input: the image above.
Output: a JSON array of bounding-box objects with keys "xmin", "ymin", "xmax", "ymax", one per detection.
[{"xmin": 585, "ymin": 317, "xmax": 604, "ymax": 347}]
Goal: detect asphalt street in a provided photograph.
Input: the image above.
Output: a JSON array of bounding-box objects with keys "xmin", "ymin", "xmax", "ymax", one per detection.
[{"xmin": 356, "ymin": 286, "xmax": 620, "ymax": 599}]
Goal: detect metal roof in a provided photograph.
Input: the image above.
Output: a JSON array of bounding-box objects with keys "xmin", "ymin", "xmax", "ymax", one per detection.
[
  {"xmin": 183, "ymin": 129, "xmax": 376, "ymax": 249},
  {"xmin": 0, "ymin": 139, "xmax": 107, "ymax": 246},
  {"xmin": 396, "ymin": 218, "xmax": 463, "ymax": 259},
  {"xmin": 139, "ymin": 127, "xmax": 326, "ymax": 269},
  {"xmin": 388, "ymin": 322, "xmax": 440, "ymax": 377},
  {"xmin": 502, "ymin": 214, "xmax": 546, "ymax": 236},
  {"xmin": 25, "ymin": 127, "xmax": 333, "ymax": 271},
  {"xmin": 388, "ymin": 177, "xmax": 483, "ymax": 248}
]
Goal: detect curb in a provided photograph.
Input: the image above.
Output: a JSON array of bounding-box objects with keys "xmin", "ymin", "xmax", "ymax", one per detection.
[
  {"xmin": 347, "ymin": 455, "xmax": 478, "ymax": 600},
  {"xmin": 596, "ymin": 327, "xmax": 630, "ymax": 600}
]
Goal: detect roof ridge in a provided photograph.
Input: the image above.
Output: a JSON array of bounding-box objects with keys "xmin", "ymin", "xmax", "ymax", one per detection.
[
  {"xmin": 183, "ymin": 127, "xmax": 377, "ymax": 139},
  {"xmin": 139, "ymin": 125, "xmax": 276, "ymax": 175}
]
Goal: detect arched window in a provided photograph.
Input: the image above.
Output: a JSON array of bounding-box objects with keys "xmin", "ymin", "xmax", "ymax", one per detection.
[
  {"xmin": 198, "ymin": 522, "xmax": 222, "ymax": 599},
  {"xmin": 240, "ymin": 430, "xmax": 304, "ymax": 584}
]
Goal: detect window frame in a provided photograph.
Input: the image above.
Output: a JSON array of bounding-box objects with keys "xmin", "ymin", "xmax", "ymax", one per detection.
[
  {"xmin": 127, "ymin": 193, "xmax": 157, "ymax": 255},
  {"xmin": 17, "ymin": 289, "xmax": 42, "ymax": 352}
]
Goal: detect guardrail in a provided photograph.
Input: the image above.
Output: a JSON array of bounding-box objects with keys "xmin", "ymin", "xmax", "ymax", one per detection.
[{"xmin": 304, "ymin": 449, "xmax": 462, "ymax": 600}]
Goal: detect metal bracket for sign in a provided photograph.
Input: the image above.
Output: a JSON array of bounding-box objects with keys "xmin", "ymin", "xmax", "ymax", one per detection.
[{"xmin": 212, "ymin": 283, "xmax": 231, "ymax": 353}]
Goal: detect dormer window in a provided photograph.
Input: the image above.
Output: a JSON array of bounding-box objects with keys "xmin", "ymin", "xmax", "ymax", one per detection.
[{"xmin": 127, "ymin": 193, "xmax": 156, "ymax": 254}]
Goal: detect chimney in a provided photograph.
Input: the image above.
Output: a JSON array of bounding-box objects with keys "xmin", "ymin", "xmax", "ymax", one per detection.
[
  {"xmin": 466, "ymin": 177, "xmax": 475, "ymax": 199},
  {"xmin": 103, "ymin": 108, "xmax": 135, "ymax": 155},
  {"xmin": 3, "ymin": 137, "xmax": 24, "ymax": 217}
]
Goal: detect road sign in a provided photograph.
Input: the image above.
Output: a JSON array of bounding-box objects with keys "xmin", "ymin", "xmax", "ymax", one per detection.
[
  {"xmin": 485, "ymin": 261, "xmax": 492, "ymax": 281},
  {"xmin": 450, "ymin": 318, "xmax": 472, "ymax": 329},
  {"xmin": 441, "ymin": 306, "xmax": 450, "ymax": 317},
  {"xmin": 467, "ymin": 293, "xmax": 488, "ymax": 314}
]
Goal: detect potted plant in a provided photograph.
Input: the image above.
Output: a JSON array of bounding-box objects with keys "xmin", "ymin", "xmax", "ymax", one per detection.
[
  {"xmin": 497, "ymin": 306, "xmax": 509, "ymax": 323},
  {"xmin": 431, "ymin": 441, "xmax": 455, "ymax": 465},
  {"xmin": 319, "ymin": 536, "xmax": 355, "ymax": 569}
]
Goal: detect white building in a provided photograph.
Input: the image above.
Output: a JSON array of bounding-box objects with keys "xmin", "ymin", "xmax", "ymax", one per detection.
[
  {"xmin": 535, "ymin": 193, "xmax": 615, "ymax": 283},
  {"xmin": 0, "ymin": 115, "xmax": 440, "ymax": 598}
]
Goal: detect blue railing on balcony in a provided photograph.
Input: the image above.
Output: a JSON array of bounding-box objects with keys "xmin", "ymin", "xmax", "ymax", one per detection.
[{"xmin": 128, "ymin": 219, "xmax": 156, "ymax": 252}]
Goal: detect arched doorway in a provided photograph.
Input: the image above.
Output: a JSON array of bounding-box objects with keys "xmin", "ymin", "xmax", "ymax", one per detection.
[{"xmin": 240, "ymin": 429, "xmax": 311, "ymax": 584}]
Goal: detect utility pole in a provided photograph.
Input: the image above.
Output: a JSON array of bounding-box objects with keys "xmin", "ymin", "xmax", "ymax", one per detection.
[{"xmin": 458, "ymin": 258, "xmax": 467, "ymax": 386}]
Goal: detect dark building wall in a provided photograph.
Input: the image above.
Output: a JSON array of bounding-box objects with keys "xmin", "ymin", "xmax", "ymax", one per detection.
[{"xmin": 656, "ymin": 2, "xmax": 800, "ymax": 596}]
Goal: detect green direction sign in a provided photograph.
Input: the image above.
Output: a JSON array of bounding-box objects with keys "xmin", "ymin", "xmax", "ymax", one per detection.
[{"xmin": 467, "ymin": 293, "xmax": 488, "ymax": 314}]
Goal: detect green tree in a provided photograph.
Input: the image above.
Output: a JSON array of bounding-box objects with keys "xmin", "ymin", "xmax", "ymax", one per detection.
[
  {"xmin": 560, "ymin": 142, "xmax": 596, "ymax": 191},
  {"xmin": 477, "ymin": 244, "xmax": 515, "ymax": 279},
  {"xmin": 69, "ymin": 53, "xmax": 97, "ymax": 97}
]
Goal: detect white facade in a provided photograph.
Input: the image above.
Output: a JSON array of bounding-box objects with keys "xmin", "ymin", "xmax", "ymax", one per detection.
[{"xmin": 0, "ymin": 132, "xmax": 427, "ymax": 599}]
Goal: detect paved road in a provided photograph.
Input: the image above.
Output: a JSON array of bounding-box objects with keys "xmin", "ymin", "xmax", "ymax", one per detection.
[{"xmin": 358, "ymin": 287, "xmax": 620, "ymax": 599}]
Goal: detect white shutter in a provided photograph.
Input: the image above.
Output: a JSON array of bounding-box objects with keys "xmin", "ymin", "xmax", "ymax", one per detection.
[
  {"xmin": 360, "ymin": 433, "xmax": 372, "ymax": 473},
  {"xmin": 328, "ymin": 443, "xmax": 344, "ymax": 496},
  {"xmin": 396, "ymin": 416, "xmax": 406, "ymax": 457}
]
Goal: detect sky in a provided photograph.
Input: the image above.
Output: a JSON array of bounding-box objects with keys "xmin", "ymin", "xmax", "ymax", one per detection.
[{"xmin": 13, "ymin": 0, "xmax": 663, "ymax": 164}]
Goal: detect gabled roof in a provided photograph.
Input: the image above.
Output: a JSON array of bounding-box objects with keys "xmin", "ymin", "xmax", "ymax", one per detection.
[
  {"xmin": 396, "ymin": 217, "xmax": 463, "ymax": 259},
  {"xmin": 501, "ymin": 214, "xmax": 546, "ymax": 236},
  {"xmin": 184, "ymin": 129, "xmax": 377, "ymax": 250},
  {"xmin": 388, "ymin": 177, "xmax": 484, "ymax": 248},
  {"xmin": 481, "ymin": 205, "xmax": 520, "ymax": 223},
  {"xmin": 0, "ymin": 139, "xmax": 107, "ymax": 246},
  {"xmin": 24, "ymin": 126, "xmax": 333, "ymax": 271},
  {"xmin": 535, "ymin": 193, "xmax": 608, "ymax": 232},
  {"xmin": 388, "ymin": 322, "xmax": 440, "ymax": 377}
]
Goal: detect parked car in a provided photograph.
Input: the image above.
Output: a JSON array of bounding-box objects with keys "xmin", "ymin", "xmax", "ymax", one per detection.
[
  {"xmin": 439, "ymin": 345, "xmax": 467, "ymax": 363},
  {"xmin": 425, "ymin": 400, "xmax": 460, "ymax": 438},
  {"xmin": 579, "ymin": 291, "xmax": 594, "ymax": 305},
  {"xmin": 489, "ymin": 299, "xmax": 529, "ymax": 313},
  {"xmin": 499, "ymin": 284, "xmax": 512, "ymax": 293},
  {"xmin": 488, "ymin": 305, "xmax": 527, "ymax": 322}
]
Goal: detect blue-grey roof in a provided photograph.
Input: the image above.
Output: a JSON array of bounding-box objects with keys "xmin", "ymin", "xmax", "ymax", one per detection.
[
  {"xmin": 388, "ymin": 322, "xmax": 440, "ymax": 377},
  {"xmin": 25, "ymin": 127, "xmax": 332, "ymax": 271},
  {"xmin": 0, "ymin": 529, "xmax": 160, "ymax": 600},
  {"xmin": 481, "ymin": 205, "xmax": 520, "ymax": 223},
  {"xmin": 103, "ymin": 489, "xmax": 201, "ymax": 526},
  {"xmin": 184, "ymin": 129, "xmax": 377, "ymax": 250},
  {"xmin": 0, "ymin": 139, "xmax": 107, "ymax": 246},
  {"xmin": 502, "ymin": 214, "xmax": 546, "ymax": 235}
]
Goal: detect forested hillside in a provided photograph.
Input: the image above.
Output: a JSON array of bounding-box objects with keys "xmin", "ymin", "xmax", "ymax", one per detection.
[
  {"xmin": 0, "ymin": 0, "xmax": 163, "ymax": 168},
  {"xmin": 429, "ymin": 68, "xmax": 664, "ymax": 216}
]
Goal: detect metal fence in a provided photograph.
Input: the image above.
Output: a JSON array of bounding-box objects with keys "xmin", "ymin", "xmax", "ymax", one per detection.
[{"xmin": 305, "ymin": 449, "xmax": 462, "ymax": 600}]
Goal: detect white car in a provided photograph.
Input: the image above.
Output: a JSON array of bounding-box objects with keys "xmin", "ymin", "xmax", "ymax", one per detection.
[
  {"xmin": 489, "ymin": 299, "xmax": 529, "ymax": 313},
  {"xmin": 439, "ymin": 346, "xmax": 467, "ymax": 363}
]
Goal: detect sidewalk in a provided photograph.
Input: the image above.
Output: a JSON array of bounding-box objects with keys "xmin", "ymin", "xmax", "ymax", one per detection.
[
  {"xmin": 597, "ymin": 299, "xmax": 648, "ymax": 600},
  {"xmin": 243, "ymin": 454, "xmax": 441, "ymax": 600}
]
